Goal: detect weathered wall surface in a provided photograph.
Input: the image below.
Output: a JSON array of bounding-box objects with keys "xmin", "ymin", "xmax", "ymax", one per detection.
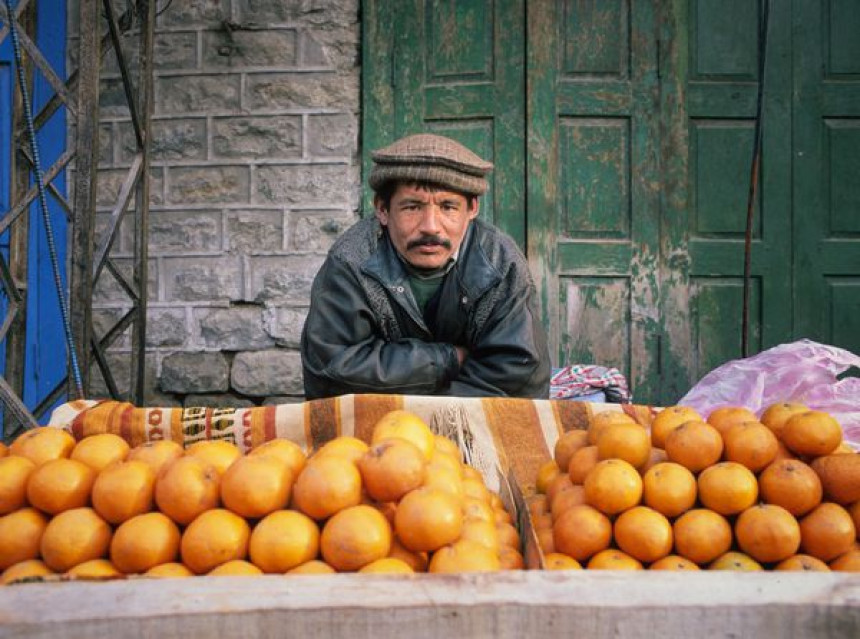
[{"xmin": 72, "ymin": 0, "xmax": 361, "ymax": 406}]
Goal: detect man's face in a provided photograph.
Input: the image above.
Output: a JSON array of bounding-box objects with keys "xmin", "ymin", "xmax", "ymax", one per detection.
[{"xmin": 375, "ymin": 183, "xmax": 479, "ymax": 270}]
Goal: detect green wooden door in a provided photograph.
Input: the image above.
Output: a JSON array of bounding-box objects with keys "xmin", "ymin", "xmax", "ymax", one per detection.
[
  {"xmin": 362, "ymin": 0, "xmax": 526, "ymax": 246},
  {"xmin": 793, "ymin": 0, "xmax": 860, "ymax": 356},
  {"xmin": 528, "ymin": 0, "xmax": 663, "ymax": 403}
]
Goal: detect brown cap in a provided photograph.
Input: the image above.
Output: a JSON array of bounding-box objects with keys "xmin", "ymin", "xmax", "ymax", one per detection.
[{"xmin": 369, "ymin": 133, "xmax": 494, "ymax": 196}]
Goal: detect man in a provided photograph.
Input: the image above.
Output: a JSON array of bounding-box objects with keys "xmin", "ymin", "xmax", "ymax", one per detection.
[{"xmin": 301, "ymin": 133, "xmax": 550, "ymax": 399}]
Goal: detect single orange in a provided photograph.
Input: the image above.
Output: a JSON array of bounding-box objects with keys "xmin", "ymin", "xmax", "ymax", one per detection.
[
  {"xmin": 708, "ymin": 551, "xmax": 763, "ymax": 571},
  {"xmin": 314, "ymin": 436, "xmax": 369, "ymax": 464},
  {"xmin": 583, "ymin": 458, "xmax": 643, "ymax": 515},
  {"xmin": 781, "ymin": 411, "xmax": 843, "ymax": 457},
  {"xmin": 760, "ymin": 402, "xmax": 809, "ymax": 438},
  {"xmin": 371, "ymin": 410, "xmax": 435, "ymax": 460},
  {"xmin": 220, "ymin": 455, "xmax": 293, "ymax": 519},
  {"xmin": 663, "ymin": 420, "xmax": 723, "ymax": 473},
  {"xmin": 154, "ymin": 456, "xmax": 220, "ymax": 525},
  {"xmin": 550, "ymin": 484, "xmax": 587, "ymax": 521},
  {"xmin": 387, "ymin": 536, "xmax": 429, "ymax": 572},
  {"xmin": 126, "ymin": 439, "xmax": 185, "ymax": 476},
  {"xmin": 422, "ymin": 463, "xmax": 464, "ymax": 500},
  {"xmin": 706, "ymin": 406, "xmax": 758, "ymax": 437},
  {"xmin": 496, "ymin": 521, "xmax": 521, "ymax": 549},
  {"xmin": 394, "ymin": 486, "xmax": 463, "ymax": 553},
  {"xmin": 249, "ymin": 510, "xmax": 320, "ymax": 573},
  {"xmin": 0, "ymin": 455, "xmax": 36, "ymax": 515},
  {"xmin": 535, "ymin": 459, "xmax": 561, "ymax": 494},
  {"xmin": 10, "ymin": 427, "xmax": 76, "ymax": 466},
  {"xmin": 185, "ymin": 439, "xmax": 241, "ymax": 476},
  {"xmin": 567, "ymin": 446, "xmax": 600, "ymax": 485},
  {"xmin": 434, "ymin": 434, "xmax": 462, "ymax": 459},
  {"xmin": 596, "ymin": 422, "xmax": 652, "ymax": 470},
  {"xmin": 830, "ymin": 547, "xmax": 860, "ymax": 572},
  {"xmin": 291, "ymin": 455, "xmax": 363, "ymax": 521},
  {"xmin": 758, "ymin": 459, "xmax": 822, "ymax": 516},
  {"xmin": 248, "ymin": 438, "xmax": 307, "ymax": 478},
  {"xmin": 286, "ymin": 559, "xmax": 336, "ymax": 575},
  {"xmin": 0, "ymin": 507, "xmax": 48, "ymax": 571},
  {"xmin": 552, "ymin": 504, "xmax": 612, "ymax": 562},
  {"xmin": 543, "ymin": 552, "xmax": 582, "ymax": 570},
  {"xmin": 40, "ymin": 507, "xmax": 112, "ymax": 573},
  {"xmin": 734, "ymin": 504, "xmax": 801, "ymax": 564},
  {"xmin": 358, "ymin": 557, "xmax": 414, "ymax": 574},
  {"xmin": 640, "ymin": 447, "xmax": 669, "ymax": 474},
  {"xmin": 650, "ymin": 406, "xmax": 703, "ymax": 448},
  {"xmin": 428, "ymin": 539, "xmax": 501, "ymax": 573},
  {"xmin": 92, "ymin": 459, "xmax": 156, "ymax": 524},
  {"xmin": 642, "ymin": 462, "xmax": 697, "ymax": 518},
  {"xmin": 1, "ymin": 559, "xmax": 54, "ymax": 585},
  {"xmin": 722, "ymin": 421, "xmax": 779, "ymax": 472},
  {"xmin": 26, "ymin": 458, "xmax": 95, "ymax": 515},
  {"xmin": 66, "ymin": 558, "xmax": 122, "ymax": 579},
  {"xmin": 586, "ymin": 549, "xmax": 643, "ymax": 570},
  {"xmin": 208, "ymin": 560, "xmax": 263, "ymax": 576},
  {"xmin": 462, "ymin": 496, "xmax": 495, "ymax": 524},
  {"xmin": 180, "ymin": 508, "xmax": 250, "ymax": 575},
  {"xmin": 649, "ymin": 555, "xmax": 700, "ymax": 571},
  {"xmin": 613, "ymin": 506, "xmax": 673, "ymax": 564},
  {"xmin": 357, "ymin": 438, "xmax": 427, "ymax": 503},
  {"xmin": 545, "ymin": 472, "xmax": 574, "ymax": 506},
  {"xmin": 143, "ymin": 562, "xmax": 193, "ymax": 578},
  {"xmin": 587, "ymin": 410, "xmax": 638, "ymax": 446},
  {"xmin": 498, "ymin": 546, "xmax": 526, "ymax": 570},
  {"xmin": 672, "ymin": 508, "xmax": 733, "ymax": 565},
  {"xmin": 70, "ymin": 433, "xmax": 130, "ymax": 473},
  {"xmin": 798, "ymin": 502, "xmax": 856, "ymax": 562},
  {"xmin": 554, "ymin": 429, "xmax": 590, "ymax": 473},
  {"xmin": 774, "ymin": 554, "xmax": 830, "ymax": 571},
  {"xmin": 110, "ymin": 512, "xmax": 181, "ymax": 574},
  {"xmin": 459, "ymin": 519, "xmax": 500, "ymax": 553},
  {"xmin": 697, "ymin": 462, "xmax": 758, "ymax": 515}
]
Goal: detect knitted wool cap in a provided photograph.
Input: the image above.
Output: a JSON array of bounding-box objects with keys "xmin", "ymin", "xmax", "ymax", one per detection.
[{"xmin": 369, "ymin": 134, "xmax": 494, "ymax": 196}]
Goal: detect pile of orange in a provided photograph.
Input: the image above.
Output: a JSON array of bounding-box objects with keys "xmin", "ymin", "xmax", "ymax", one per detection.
[
  {"xmin": 531, "ymin": 403, "xmax": 860, "ymax": 571},
  {"xmin": 0, "ymin": 410, "xmax": 521, "ymax": 584}
]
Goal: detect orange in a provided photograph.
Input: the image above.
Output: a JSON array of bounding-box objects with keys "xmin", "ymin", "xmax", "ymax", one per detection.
[
  {"xmin": 642, "ymin": 462, "xmax": 697, "ymax": 518},
  {"xmin": 697, "ymin": 462, "xmax": 758, "ymax": 515},
  {"xmin": 773, "ymin": 440, "xmax": 798, "ymax": 462},
  {"xmin": 535, "ymin": 459, "xmax": 561, "ymax": 494},
  {"xmin": 434, "ymin": 434, "xmax": 461, "ymax": 459},
  {"xmin": 320, "ymin": 504, "xmax": 392, "ymax": 571},
  {"xmin": 221, "ymin": 455, "xmax": 293, "ymax": 519},
  {"xmin": 734, "ymin": 504, "xmax": 801, "ymax": 563},
  {"xmin": 286, "ymin": 559, "xmax": 336, "ymax": 575},
  {"xmin": 314, "ymin": 436, "xmax": 369, "ymax": 463},
  {"xmin": 394, "ymin": 486, "xmax": 463, "ymax": 552},
  {"xmin": 459, "ymin": 519, "xmax": 500, "ymax": 553},
  {"xmin": 185, "ymin": 439, "xmax": 241, "ymax": 476},
  {"xmin": 154, "ymin": 456, "xmax": 220, "ymax": 525},
  {"xmin": 291, "ymin": 455, "xmax": 363, "ymax": 520},
  {"xmin": 110, "ymin": 512, "xmax": 181, "ymax": 574},
  {"xmin": 583, "ymin": 458, "xmax": 643, "ymax": 515},
  {"xmin": 422, "ymin": 463, "xmax": 464, "ymax": 499},
  {"xmin": 428, "ymin": 450, "xmax": 463, "ymax": 478},
  {"xmin": 552, "ymin": 504, "xmax": 612, "ymax": 562},
  {"xmin": 0, "ymin": 455, "xmax": 36, "ymax": 514},
  {"xmin": 462, "ymin": 496, "xmax": 495, "ymax": 524},
  {"xmin": 586, "ymin": 549, "xmax": 643, "ymax": 570},
  {"xmin": 809, "ymin": 454, "xmax": 860, "ymax": 505},
  {"xmin": 208, "ymin": 559, "xmax": 263, "ymax": 576},
  {"xmin": 722, "ymin": 421, "xmax": 779, "ymax": 472},
  {"xmin": 758, "ymin": 459, "xmax": 822, "ymax": 516},
  {"xmin": 70, "ymin": 433, "xmax": 130, "ymax": 473},
  {"xmin": 536, "ymin": 527, "xmax": 555, "ymax": 554},
  {"xmin": 1, "ymin": 559, "xmax": 54, "ymax": 585},
  {"xmin": 774, "ymin": 554, "xmax": 830, "ymax": 571},
  {"xmin": 387, "ymin": 536, "xmax": 429, "ymax": 572},
  {"xmin": 358, "ymin": 557, "xmax": 415, "ymax": 574},
  {"xmin": 357, "ymin": 438, "xmax": 427, "ymax": 502},
  {"xmin": 672, "ymin": 508, "xmax": 732, "ymax": 565},
  {"xmin": 640, "ymin": 447, "xmax": 669, "ymax": 473},
  {"xmin": 26, "ymin": 458, "xmax": 95, "ymax": 515},
  {"xmin": 781, "ymin": 411, "xmax": 843, "ymax": 457},
  {"xmin": 144, "ymin": 562, "xmax": 193, "ymax": 578},
  {"xmin": 493, "ymin": 504, "xmax": 514, "ymax": 527},
  {"xmin": 543, "ymin": 552, "xmax": 582, "ymax": 570},
  {"xmin": 798, "ymin": 502, "xmax": 856, "ymax": 562},
  {"xmin": 496, "ymin": 521, "xmax": 521, "ymax": 549},
  {"xmin": 40, "ymin": 507, "xmax": 112, "ymax": 572},
  {"xmin": 649, "ymin": 555, "xmax": 700, "ymax": 571},
  {"xmin": 0, "ymin": 507, "xmax": 48, "ymax": 570},
  {"xmin": 92, "ymin": 459, "xmax": 156, "ymax": 524},
  {"xmin": 527, "ymin": 494, "xmax": 549, "ymax": 518},
  {"xmin": 830, "ymin": 547, "xmax": 860, "ymax": 572},
  {"xmin": 851, "ymin": 500, "xmax": 860, "ymax": 532},
  {"xmin": 706, "ymin": 406, "xmax": 758, "ymax": 437},
  {"xmin": 462, "ymin": 476, "xmax": 491, "ymax": 503},
  {"xmin": 596, "ymin": 422, "xmax": 651, "ymax": 470},
  {"xmin": 587, "ymin": 410, "xmax": 637, "ymax": 445},
  {"xmin": 554, "ymin": 429, "xmax": 590, "ymax": 473},
  {"xmin": 498, "ymin": 546, "xmax": 526, "ymax": 570},
  {"xmin": 650, "ymin": 406, "xmax": 703, "ymax": 448},
  {"xmin": 760, "ymin": 402, "xmax": 808, "ymax": 438},
  {"xmin": 550, "ymin": 484, "xmax": 587, "ymax": 521},
  {"xmin": 428, "ymin": 539, "xmax": 501, "ymax": 573},
  {"xmin": 126, "ymin": 439, "xmax": 184, "ymax": 476},
  {"xmin": 663, "ymin": 420, "xmax": 723, "ymax": 472},
  {"xmin": 567, "ymin": 445, "xmax": 599, "ymax": 485},
  {"xmin": 10, "ymin": 427, "xmax": 76, "ymax": 466},
  {"xmin": 248, "ymin": 438, "xmax": 307, "ymax": 478},
  {"xmin": 180, "ymin": 508, "xmax": 250, "ymax": 575},
  {"xmin": 371, "ymin": 410, "xmax": 435, "ymax": 460},
  {"xmin": 545, "ymin": 472, "xmax": 574, "ymax": 505},
  {"xmin": 708, "ymin": 551, "xmax": 763, "ymax": 571},
  {"xmin": 66, "ymin": 558, "xmax": 122, "ymax": 579},
  {"xmin": 613, "ymin": 506, "xmax": 673, "ymax": 564},
  {"xmin": 248, "ymin": 510, "xmax": 320, "ymax": 573}
]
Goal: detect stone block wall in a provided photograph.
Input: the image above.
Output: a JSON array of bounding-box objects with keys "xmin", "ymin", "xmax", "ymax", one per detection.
[{"xmin": 70, "ymin": 0, "xmax": 361, "ymax": 407}]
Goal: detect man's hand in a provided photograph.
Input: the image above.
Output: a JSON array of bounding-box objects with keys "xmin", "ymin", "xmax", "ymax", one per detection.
[{"xmin": 454, "ymin": 345, "xmax": 468, "ymax": 367}]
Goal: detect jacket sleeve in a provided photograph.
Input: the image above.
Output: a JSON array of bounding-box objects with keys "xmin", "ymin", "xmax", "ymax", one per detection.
[
  {"xmin": 447, "ymin": 270, "xmax": 551, "ymax": 399},
  {"xmin": 301, "ymin": 257, "xmax": 461, "ymax": 399}
]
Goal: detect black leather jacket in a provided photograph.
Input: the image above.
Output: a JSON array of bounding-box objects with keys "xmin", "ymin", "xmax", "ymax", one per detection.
[{"xmin": 300, "ymin": 217, "xmax": 550, "ymax": 399}]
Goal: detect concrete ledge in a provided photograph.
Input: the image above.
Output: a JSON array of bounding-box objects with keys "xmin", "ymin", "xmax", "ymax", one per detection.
[{"xmin": 2, "ymin": 571, "xmax": 859, "ymax": 638}]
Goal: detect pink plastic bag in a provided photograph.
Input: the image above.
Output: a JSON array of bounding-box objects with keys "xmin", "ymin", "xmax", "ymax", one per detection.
[{"xmin": 678, "ymin": 339, "xmax": 860, "ymax": 450}]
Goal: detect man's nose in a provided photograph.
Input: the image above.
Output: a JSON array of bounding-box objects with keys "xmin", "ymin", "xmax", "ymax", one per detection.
[{"xmin": 417, "ymin": 205, "xmax": 441, "ymax": 233}]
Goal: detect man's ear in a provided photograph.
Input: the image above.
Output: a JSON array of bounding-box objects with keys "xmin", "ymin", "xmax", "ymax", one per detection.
[
  {"xmin": 467, "ymin": 197, "xmax": 480, "ymax": 220},
  {"xmin": 373, "ymin": 195, "xmax": 389, "ymax": 226}
]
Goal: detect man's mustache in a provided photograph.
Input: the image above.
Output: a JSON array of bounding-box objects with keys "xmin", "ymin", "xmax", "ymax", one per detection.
[{"xmin": 407, "ymin": 236, "xmax": 452, "ymax": 250}]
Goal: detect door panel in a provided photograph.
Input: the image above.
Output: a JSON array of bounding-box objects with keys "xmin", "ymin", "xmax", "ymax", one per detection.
[{"xmin": 529, "ymin": 0, "xmax": 662, "ymax": 403}]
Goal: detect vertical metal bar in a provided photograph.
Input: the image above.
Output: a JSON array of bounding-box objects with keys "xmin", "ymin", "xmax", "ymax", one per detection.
[
  {"xmin": 69, "ymin": 0, "xmax": 101, "ymax": 396},
  {"xmin": 130, "ymin": 0, "xmax": 154, "ymax": 404}
]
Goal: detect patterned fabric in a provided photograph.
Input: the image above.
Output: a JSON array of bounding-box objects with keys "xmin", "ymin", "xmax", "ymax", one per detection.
[
  {"xmin": 49, "ymin": 395, "xmax": 656, "ymax": 494},
  {"xmin": 369, "ymin": 133, "xmax": 494, "ymax": 195},
  {"xmin": 550, "ymin": 365, "xmax": 632, "ymax": 404}
]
